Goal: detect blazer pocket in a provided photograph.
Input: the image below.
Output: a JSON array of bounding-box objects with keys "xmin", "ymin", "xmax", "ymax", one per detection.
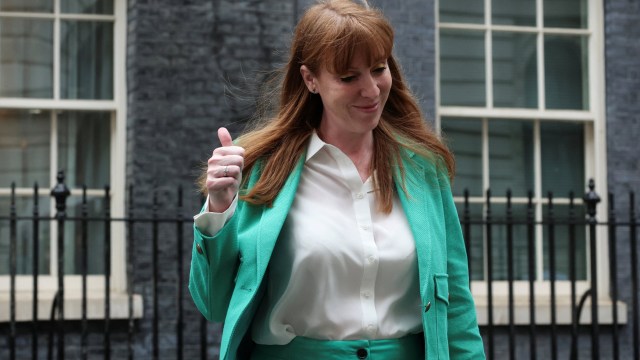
[
  {"xmin": 434, "ymin": 273, "xmax": 450, "ymax": 359},
  {"xmin": 434, "ymin": 273, "xmax": 449, "ymax": 305}
]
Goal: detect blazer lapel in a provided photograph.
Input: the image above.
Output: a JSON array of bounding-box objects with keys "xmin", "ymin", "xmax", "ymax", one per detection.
[
  {"xmin": 255, "ymin": 155, "xmax": 306, "ymax": 283},
  {"xmin": 396, "ymin": 153, "xmax": 432, "ymax": 299}
]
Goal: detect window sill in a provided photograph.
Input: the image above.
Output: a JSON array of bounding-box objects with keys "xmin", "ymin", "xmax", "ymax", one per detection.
[
  {"xmin": 474, "ymin": 294, "xmax": 627, "ymax": 326},
  {"xmin": 0, "ymin": 290, "xmax": 143, "ymax": 323}
]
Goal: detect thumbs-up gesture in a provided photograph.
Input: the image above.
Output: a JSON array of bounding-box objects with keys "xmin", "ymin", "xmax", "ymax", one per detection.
[{"xmin": 206, "ymin": 127, "xmax": 245, "ymax": 212}]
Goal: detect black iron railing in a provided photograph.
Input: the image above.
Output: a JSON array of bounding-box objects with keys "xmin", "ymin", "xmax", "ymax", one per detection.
[
  {"xmin": 1, "ymin": 173, "xmax": 639, "ymax": 359},
  {"xmin": 1, "ymin": 171, "xmax": 200, "ymax": 360},
  {"xmin": 461, "ymin": 180, "xmax": 639, "ymax": 360}
]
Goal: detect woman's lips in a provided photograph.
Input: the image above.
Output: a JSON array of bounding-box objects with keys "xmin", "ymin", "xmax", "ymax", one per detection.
[{"xmin": 353, "ymin": 103, "xmax": 379, "ymax": 113}]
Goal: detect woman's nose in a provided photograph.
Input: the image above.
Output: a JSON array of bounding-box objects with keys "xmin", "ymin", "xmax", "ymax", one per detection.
[{"xmin": 360, "ymin": 75, "xmax": 380, "ymax": 98}]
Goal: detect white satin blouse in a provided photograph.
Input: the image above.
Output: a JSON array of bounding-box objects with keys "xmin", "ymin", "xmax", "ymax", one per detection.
[{"xmin": 194, "ymin": 132, "xmax": 422, "ymax": 345}]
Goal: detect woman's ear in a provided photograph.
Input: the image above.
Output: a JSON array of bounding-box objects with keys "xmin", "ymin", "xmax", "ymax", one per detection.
[{"xmin": 300, "ymin": 65, "xmax": 317, "ymax": 94}]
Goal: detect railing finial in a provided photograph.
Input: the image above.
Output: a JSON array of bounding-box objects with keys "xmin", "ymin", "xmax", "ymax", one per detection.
[
  {"xmin": 51, "ymin": 170, "xmax": 71, "ymax": 217},
  {"xmin": 583, "ymin": 178, "xmax": 601, "ymax": 223}
]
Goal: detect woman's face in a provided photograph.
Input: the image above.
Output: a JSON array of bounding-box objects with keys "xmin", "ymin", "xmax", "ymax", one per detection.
[{"xmin": 301, "ymin": 51, "xmax": 392, "ymax": 139}]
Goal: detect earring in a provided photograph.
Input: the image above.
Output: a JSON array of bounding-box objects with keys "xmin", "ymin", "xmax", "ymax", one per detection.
[{"xmin": 311, "ymin": 88, "xmax": 317, "ymax": 94}]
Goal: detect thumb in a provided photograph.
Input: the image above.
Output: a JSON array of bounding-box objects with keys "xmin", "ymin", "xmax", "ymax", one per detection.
[{"xmin": 218, "ymin": 127, "xmax": 234, "ymax": 147}]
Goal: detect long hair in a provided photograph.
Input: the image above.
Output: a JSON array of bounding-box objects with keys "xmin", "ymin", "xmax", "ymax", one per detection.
[{"xmin": 204, "ymin": 0, "xmax": 454, "ymax": 213}]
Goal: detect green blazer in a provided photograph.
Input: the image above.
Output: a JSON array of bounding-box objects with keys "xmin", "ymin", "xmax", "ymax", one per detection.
[{"xmin": 189, "ymin": 149, "xmax": 485, "ymax": 360}]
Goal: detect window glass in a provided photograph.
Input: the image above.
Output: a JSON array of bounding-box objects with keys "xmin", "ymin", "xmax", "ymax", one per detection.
[
  {"xmin": 0, "ymin": 0, "xmax": 52, "ymax": 12},
  {"xmin": 492, "ymin": 0, "xmax": 536, "ymax": 26},
  {"xmin": 489, "ymin": 120, "xmax": 534, "ymax": 197},
  {"xmin": 439, "ymin": 0, "xmax": 484, "ymax": 24},
  {"xmin": 57, "ymin": 111, "xmax": 111, "ymax": 188},
  {"xmin": 457, "ymin": 203, "xmax": 485, "ymax": 281},
  {"xmin": 541, "ymin": 122, "xmax": 585, "ymax": 196},
  {"xmin": 0, "ymin": 18, "xmax": 53, "ymax": 98},
  {"xmin": 64, "ymin": 196, "xmax": 106, "ymax": 275},
  {"xmin": 544, "ymin": 0, "xmax": 588, "ymax": 28},
  {"xmin": 493, "ymin": 32, "xmax": 537, "ymax": 108},
  {"xmin": 544, "ymin": 35, "xmax": 589, "ymax": 110},
  {"xmin": 62, "ymin": 0, "xmax": 114, "ymax": 14},
  {"xmin": 0, "ymin": 196, "xmax": 51, "ymax": 275},
  {"xmin": 0, "ymin": 110, "xmax": 50, "ymax": 187},
  {"xmin": 440, "ymin": 29, "xmax": 486, "ymax": 106},
  {"xmin": 442, "ymin": 118, "xmax": 483, "ymax": 197},
  {"xmin": 542, "ymin": 204, "xmax": 587, "ymax": 280},
  {"xmin": 489, "ymin": 204, "xmax": 533, "ymax": 280},
  {"xmin": 61, "ymin": 21, "xmax": 113, "ymax": 100}
]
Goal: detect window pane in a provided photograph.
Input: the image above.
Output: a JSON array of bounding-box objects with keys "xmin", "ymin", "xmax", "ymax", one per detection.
[
  {"xmin": 455, "ymin": 203, "xmax": 485, "ymax": 281},
  {"xmin": 541, "ymin": 122, "xmax": 585, "ymax": 196},
  {"xmin": 441, "ymin": 118, "xmax": 483, "ymax": 196},
  {"xmin": 61, "ymin": 21, "xmax": 113, "ymax": 99},
  {"xmin": 489, "ymin": 204, "xmax": 533, "ymax": 280},
  {"xmin": 0, "ymin": 0, "xmax": 52, "ymax": 12},
  {"xmin": 439, "ymin": 0, "xmax": 483, "ymax": 24},
  {"xmin": 489, "ymin": 120, "xmax": 534, "ymax": 197},
  {"xmin": 492, "ymin": 0, "xmax": 536, "ymax": 26},
  {"xmin": 542, "ymin": 204, "xmax": 587, "ymax": 280},
  {"xmin": 0, "ymin": 18, "xmax": 53, "ymax": 98},
  {"xmin": 544, "ymin": 35, "xmax": 589, "ymax": 110},
  {"xmin": 58, "ymin": 111, "xmax": 111, "ymax": 188},
  {"xmin": 440, "ymin": 30, "xmax": 486, "ymax": 106},
  {"xmin": 62, "ymin": 0, "xmax": 113, "ymax": 14},
  {"xmin": 64, "ymin": 196, "xmax": 106, "ymax": 275},
  {"xmin": 0, "ymin": 110, "xmax": 50, "ymax": 187},
  {"xmin": 0, "ymin": 196, "xmax": 51, "ymax": 275},
  {"xmin": 493, "ymin": 32, "xmax": 537, "ymax": 108},
  {"xmin": 544, "ymin": 0, "xmax": 588, "ymax": 28}
]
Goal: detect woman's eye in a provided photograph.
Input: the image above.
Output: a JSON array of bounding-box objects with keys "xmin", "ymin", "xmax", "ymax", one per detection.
[
  {"xmin": 340, "ymin": 76, "xmax": 356, "ymax": 83},
  {"xmin": 373, "ymin": 66, "xmax": 387, "ymax": 74}
]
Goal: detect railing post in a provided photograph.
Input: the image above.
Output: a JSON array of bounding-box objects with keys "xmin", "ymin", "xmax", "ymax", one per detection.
[
  {"xmin": 527, "ymin": 190, "xmax": 536, "ymax": 360},
  {"xmin": 10, "ymin": 183, "xmax": 17, "ymax": 360},
  {"xmin": 32, "ymin": 183, "xmax": 40, "ymax": 360},
  {"xmin": 51, "ymin": 171, "xmax": 70, "ymax": 360},
  {"xmin": 485, "ymin": 188, "xmax": 494, "ymax": 360},
  {"xmin": 506, "ymin": 189, "xmax": 515, "ymax": 360},
  {"xmin": 548, "ymin": 192, "xmax": 558, "ymax": 360},
  {"xmin": 609, "ymin": 193, "xmax": 619, "ymax": 360},
  {"xmin": 583, "ymin": 179, "xmax": 600, "ymax": 360}
]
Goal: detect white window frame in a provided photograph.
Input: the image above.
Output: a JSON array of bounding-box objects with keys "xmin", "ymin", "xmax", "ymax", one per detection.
[
  {"xmin": 0, "ymin": 0, "xmax": 140, "ymax": 322},
  {"xmin": 435, "ymin": 0, "xmax": 620, "ymax": 325}
]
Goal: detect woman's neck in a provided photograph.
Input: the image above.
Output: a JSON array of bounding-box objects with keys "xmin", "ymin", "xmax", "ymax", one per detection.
[{"xmin": 317, "ymin": 128, "xmax": 374, "ymax": 182}]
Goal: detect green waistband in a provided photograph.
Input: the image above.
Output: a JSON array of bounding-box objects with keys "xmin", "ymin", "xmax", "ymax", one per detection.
[{"xmin": 251, "ymin": 333, "xmax": 424, "ymax": 360}]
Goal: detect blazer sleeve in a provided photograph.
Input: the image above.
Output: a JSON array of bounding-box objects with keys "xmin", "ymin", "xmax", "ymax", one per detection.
[
  {"xmin": 188, "ymin": 202, "xmax": 241, "ymax": 322},
  {"xmin": 440, "ymin": 170, "xmax": 486, "ymax": 359},
  {"xmin": 189, "ymin": 159, "xmax": 264, "ymax": 322}
]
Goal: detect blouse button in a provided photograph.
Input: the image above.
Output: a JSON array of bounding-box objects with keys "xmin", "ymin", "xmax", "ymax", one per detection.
[
  {"xmin": 196, "ymin": 243, "xmax": 203, "ymax": 254},
  {"xmin": 355, "ymin": 192, "xmax": 364, "ymax": 199}
]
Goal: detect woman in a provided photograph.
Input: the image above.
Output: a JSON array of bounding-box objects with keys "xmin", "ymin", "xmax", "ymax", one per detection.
[{"xmin": 189, "ymin": 1, "xmax": 485, "ymax": 359}]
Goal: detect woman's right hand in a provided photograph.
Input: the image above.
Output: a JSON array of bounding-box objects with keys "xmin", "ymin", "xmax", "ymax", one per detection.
[{"xmin": 206, "ymin": 127, "xmax": 245, "ymax": 213}]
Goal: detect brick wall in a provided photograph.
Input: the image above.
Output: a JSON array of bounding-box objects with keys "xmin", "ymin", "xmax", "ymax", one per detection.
[{"xmin": 605, "ymin": 0, "xmax": 640, "ymax": 358}]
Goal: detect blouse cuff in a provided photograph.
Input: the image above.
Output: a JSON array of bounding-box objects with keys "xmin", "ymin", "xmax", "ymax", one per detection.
[{"xmin": 193, "ymin": 195, "xmax": 238, "ymax": 237}]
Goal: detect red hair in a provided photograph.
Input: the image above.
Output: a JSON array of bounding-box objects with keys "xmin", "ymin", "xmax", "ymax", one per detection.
[{"xmin": 202, "ymin": 0, "xmax": 454, "ymax": 213}]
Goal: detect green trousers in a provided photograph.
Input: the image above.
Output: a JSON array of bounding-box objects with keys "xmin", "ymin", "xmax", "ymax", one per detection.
[{"xmin": 250, "ymin": 333, "xmax": 424, "ymax": 360}]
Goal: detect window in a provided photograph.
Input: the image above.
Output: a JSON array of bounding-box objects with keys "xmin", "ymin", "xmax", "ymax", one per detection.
[
  {"xmin": 436, "ymin": 0, "xmax": 610, "ymax": 323},
  {"xmin": 0, "ymin": 0, "xmax": 129, "ymax": 320}
]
